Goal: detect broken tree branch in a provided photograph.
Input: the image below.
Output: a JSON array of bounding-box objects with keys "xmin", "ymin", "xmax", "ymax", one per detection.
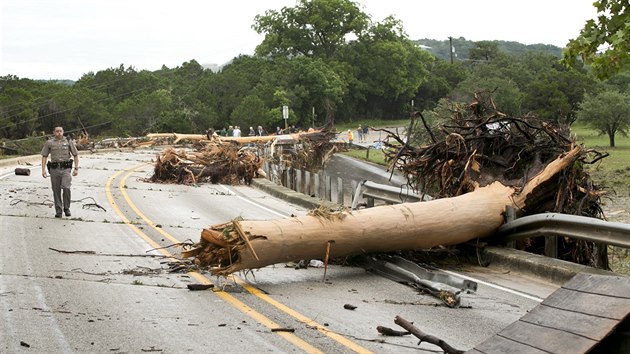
[{"xmin": 394, "ymin": 315, "xmax": 464, "ymax": 354}]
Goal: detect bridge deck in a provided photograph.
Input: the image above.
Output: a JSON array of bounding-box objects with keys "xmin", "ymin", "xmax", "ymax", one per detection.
[{"xmin": 467, "ymin": 272, "xmax": 630, "ymax": 354}]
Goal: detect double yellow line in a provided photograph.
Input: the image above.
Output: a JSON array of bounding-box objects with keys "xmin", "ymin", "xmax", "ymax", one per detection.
[{"xmin": 105, "ymin": 164, "xmax": 372, "ymax": 354}]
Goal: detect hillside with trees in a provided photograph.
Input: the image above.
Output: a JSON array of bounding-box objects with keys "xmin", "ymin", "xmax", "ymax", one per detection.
[{"xmin": 1, "ymin": 0, "xmax": 629, "ymax": 156}]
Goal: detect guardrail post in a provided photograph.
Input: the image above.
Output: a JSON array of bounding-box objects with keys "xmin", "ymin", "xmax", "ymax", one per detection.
[
  {"xmin": 337, "ymin": 177, "xmax": 344, "ymax": 205},
  {"xmin": 295, "ymin": 169, "xmax": 302, "ymax": 193},
  {"xmin": 545, "ymin": 236, "xmax": 558, "ymax": 259},
  {"xmin": 305, "ymin": 171, "xmax": 311, "ymax": 196},
  {"xmin": 314, "ymin": 173, "xmax": 320, "ymax": 198},
  {"xmin": 325, "ymin": 175, "xmax": 332, "ymax": 202},
  {"xmin": 350, "ymin": 180, "xmax": 357, "ymax": 206},
  {"xmin": 505, "ymin": 206, "xmax": 516, "ymax": 249}
]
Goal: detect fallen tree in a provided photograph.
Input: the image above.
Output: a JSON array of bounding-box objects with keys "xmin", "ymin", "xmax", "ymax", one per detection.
[
  {"xmin": 183, "ymin": 92, "xmax": 606, "ymax": 273},
  {"xmin": 183, "ymin": 145, "xmax": 584, "ymax": 274}
]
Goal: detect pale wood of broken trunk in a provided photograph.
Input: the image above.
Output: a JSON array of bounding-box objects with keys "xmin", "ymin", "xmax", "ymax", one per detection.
[
  {"xmin": 146, "ymin": 132, "xmax": 308, "ymax": 144},
  {"xmin": 197, "ymin": 145, "xmax": 582, "ymax": 275},
  {"xmin": 227, "ymin": 181, "xmax": 514, "ymax": 272}
]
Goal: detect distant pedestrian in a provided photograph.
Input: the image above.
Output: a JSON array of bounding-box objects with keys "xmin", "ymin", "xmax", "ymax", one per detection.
[
  {"xmin": 248, "ymin": 126, "xmax": 255, "ymax": 136},
  {"xmin": 41, "ymin": 125, "xmax": 79, "ymax": 218},
  {"xmin": 257, "ymin": 126, "xmax": 266, "ymax": 136},
  {"xmin": 347, "ymin": 129, "xmax": 354, "ymax": 146},
  {"xmin": 357, "ymin": 125, "xmax": 364, "ymax": 143},
  {"xmin": 363, "ymin": 125, "xmax": 369, "ymax": 141}
]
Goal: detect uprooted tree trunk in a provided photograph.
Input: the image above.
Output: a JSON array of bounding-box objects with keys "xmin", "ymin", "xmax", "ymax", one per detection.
[
  {"xmin": 183, "ymin": 92, "xmax": 608, "ymax": 273},
  {"xmin": 183, "ymin": 146, "xmax": 583, "ymax": 275}
]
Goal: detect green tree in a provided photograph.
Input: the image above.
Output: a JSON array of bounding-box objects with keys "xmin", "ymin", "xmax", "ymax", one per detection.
[
  {"xmin": 415, "ymin": 60, "xmax": 468, "ymax": 111},
  {"xmin": 341, "ymin": 16, "xmax": 432, "ymax": 119},
  {"xmin": 253, "ymin": 0, "xmax": 369, "ymax": 59},
  {"xmin": 563, "ymin": 0, "xmax": 630, "ymax": 78},
  {"xmin": 452, "ymin": 75, "xmax": 523, "ymax": 116},
  {"xmin": 576, "ymin": 89, "xmax": 630, "ymax": 147},
  {"xmin": 469, "ymin": 41, "xmax": 500, "ymax": 61},
  {"xmin": 230, "ymin": 94, "xmax": 271, "ymax": 129}
]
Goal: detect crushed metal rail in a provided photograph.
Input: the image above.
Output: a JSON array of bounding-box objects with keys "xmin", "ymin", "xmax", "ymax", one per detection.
[{"xmin": 358, "ymin": 255, "xmax": 477, "ymax": 307}]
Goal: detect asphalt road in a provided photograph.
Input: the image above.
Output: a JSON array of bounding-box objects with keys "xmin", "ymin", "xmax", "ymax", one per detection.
[{"xmin": 0, "ymin": 149, "xmax": 559, "ymax": 353}]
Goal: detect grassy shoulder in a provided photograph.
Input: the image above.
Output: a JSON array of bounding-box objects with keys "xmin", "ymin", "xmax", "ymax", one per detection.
[
  {"xmin": 334, "ymin": 119, "xmax": 411, "ymax": 133},
  {"xmin": 343, "ymin": 147, "xmax": 388, "ymax": 166},
  {"xmin": 571, "ymin": 123, "xmax": 630, "ymax": 196}
]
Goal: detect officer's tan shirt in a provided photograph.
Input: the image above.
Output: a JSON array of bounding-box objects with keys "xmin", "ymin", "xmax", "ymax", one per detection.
[{"xmin": 41, "ymin": 137, "xmax": 78, "ymax": 162}]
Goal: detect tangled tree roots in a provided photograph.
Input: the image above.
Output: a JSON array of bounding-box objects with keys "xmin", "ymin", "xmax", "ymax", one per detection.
[
  {"xmin": 266, "ymin": 129, "xmax": 339, "ymax": 171},
  {"xmin": 379, "ymin": 92, "xmax": 609, "ymax": 267},
  {"xmin": 149, "ymin": 144, "xmax": 262, "ymax": 185}
]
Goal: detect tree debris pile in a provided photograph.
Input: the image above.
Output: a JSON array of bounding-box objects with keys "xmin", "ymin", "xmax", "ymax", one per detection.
[
  {"xmin": 381, "ymin": 92, "xmax": 608, "ymax": 265},
  {"xmin": 265, "ymin": 129, "xmax": 339, "ymax": 172},
  {"xmin": 148, "ymin": 144, "xmax": 262, "ymax": 185}
]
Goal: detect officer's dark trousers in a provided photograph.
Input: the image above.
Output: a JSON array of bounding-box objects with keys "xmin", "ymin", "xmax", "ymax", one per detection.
[{"xmin": 49, "ymin": 168, "xmax": 72, "ymax": 214}]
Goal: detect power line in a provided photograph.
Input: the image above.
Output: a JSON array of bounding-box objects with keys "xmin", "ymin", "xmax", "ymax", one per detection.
[{"xmin": 0, "ymin": 86, "xmax": 152, "ymax": 133}]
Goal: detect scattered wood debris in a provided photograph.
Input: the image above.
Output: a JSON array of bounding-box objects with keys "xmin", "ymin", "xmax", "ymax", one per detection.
[
  {"xmin": 147, "ymin": 145, "xmax": 262, "ymax": 185},
  {"xmin": 394, "ymin": 315, "xmax": 464, "ymax": 354}
]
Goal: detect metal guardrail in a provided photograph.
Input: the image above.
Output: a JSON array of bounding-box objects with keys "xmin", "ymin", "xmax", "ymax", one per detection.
[
  {"xmin": 496, "ymin": 213, "xmax": 630, "ymax": 248},
  {"xmin": 351, "ymin": 179, "xmax": 630, "ymax": 249},
  {"xmin": 351, "ymin": 180, "xmax": 429, "ymax": 209}
]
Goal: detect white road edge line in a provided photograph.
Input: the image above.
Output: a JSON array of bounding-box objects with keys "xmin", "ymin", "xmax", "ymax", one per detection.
[
  {"xmin": 219, "ymin": 184, "xmax": 287, "ymax": 218},
  {"xmin": 1, "ymin": 166, "xmax": 39, "ymax": 179},
  {"xmin": 441, "ymin": 269, "xmax": 544, "ymax": 302}
]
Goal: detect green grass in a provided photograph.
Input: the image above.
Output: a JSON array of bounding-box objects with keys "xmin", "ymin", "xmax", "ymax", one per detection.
[
  {"xmin": 571, "ymin": 123, "xmax": 630, "ymax": 193},
  {"xmin": 343, "ymin": 147, "xmax": 388, "ymax": 166},
  {"xmin": 334, "ymin": 118, "xmax": 411, "ymax": 133}
]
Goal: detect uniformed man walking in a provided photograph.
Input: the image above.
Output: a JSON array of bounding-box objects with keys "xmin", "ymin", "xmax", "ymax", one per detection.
[{"xmin": 41, "ymin": 126, "xmax": 79, "ymax": 218}]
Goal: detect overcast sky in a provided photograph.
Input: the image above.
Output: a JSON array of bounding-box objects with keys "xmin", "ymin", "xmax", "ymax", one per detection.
[{"xmin": 1, "ymin": 0, "xmax": 598, "ymax": 81}]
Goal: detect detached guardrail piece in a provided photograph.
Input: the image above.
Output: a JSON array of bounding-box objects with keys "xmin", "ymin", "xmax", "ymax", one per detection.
[{"xmin": 359, "ymin": 255, "xmax": 477, "ymax": 307}]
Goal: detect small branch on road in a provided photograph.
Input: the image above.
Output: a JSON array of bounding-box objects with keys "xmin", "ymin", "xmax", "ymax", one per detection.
[
  {"xmin": 49, "ymin": 248, "xmax": 96, "ymax": 255},
  {"xmin": 48, "ymin": 248, "xmax": 172, "ymax": 259},
  {"xmin": 10, "ymin": 199, "xmax": 53, "ymax": 207},
  {"xmin": 394, "ymin": 315, "xmax": 464, "ymax": 354},
  {"xmin": 271, "ymin": 327, "xmax": 295, "ymax": 333},
  {"xmin": 146, "ymin": 240, "xmax": 195, "ymax": 253},
  {"xmin": 376, "ymin": 326, "xmax": 411, "ymax": 336}
]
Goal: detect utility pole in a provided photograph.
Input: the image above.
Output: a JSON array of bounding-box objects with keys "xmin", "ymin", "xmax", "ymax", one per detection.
[{"xmin": 449, "ymin": 36, "xmax": 454, "ymax": 64}]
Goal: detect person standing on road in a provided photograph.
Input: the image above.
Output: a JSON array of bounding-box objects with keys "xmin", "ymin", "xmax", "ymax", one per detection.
[
  {"xmin": 357, "ymin": 125, "xmax": 364, "ymax": 143},
  {"xmin": 347, "ymin": 129, "xmax": 354, "ymax": 146},
  {"xmin": 41, "ymin": 126, "xmax": 79, "ymax": 218}
]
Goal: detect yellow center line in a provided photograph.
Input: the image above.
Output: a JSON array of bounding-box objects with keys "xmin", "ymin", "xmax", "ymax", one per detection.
[
  {"xmin": 114, "ymin": 164, "xmax": 374, "ymax": 354},
  {"xmin": 105, "ymin": 164, "xmax": 324, "ymax": 354}
]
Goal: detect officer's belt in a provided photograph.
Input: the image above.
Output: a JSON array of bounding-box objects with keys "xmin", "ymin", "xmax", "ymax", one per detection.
[{"xmin": 47, "ymin": 160, "xmax": 73, "ymax": 169}]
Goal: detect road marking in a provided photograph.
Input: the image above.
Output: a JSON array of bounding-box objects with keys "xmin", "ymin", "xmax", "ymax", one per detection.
[
  {"xmin": 0, "ymin": 166, "xmax": 38, "ymax": 179},
  {"xmin": 440, "ymin": 269, "xmax": 544, "ymax": 302},
  {"xmin": 106, "ymin": 166, "xmax": 325, "ymax": 354},
  {"xmin": 218, "ymin": 184, "xmax": 287, "ymax": 218},
  {"xmin": 234, "ymin": 278, "xmax": 374, "ymax": 354},
  {"xmin": 115, "ymin": 166, "xmax": 373, "ymax": 354}
]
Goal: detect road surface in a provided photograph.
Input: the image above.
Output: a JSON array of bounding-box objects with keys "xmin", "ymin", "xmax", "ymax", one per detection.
[{"xmin": 0, "ymin": 149, "xmax": 559, "ymax": 353}]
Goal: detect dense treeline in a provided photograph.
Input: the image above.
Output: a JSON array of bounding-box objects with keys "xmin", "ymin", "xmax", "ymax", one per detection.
[{"xmin": 1, "ymin": 0, "xmax": 628, "ymax": 153}]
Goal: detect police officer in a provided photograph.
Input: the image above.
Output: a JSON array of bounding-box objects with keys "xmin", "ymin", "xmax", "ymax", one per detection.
[{"xmin": 41, "ymin": 126, "xmax": 79, "ymax": 218}]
